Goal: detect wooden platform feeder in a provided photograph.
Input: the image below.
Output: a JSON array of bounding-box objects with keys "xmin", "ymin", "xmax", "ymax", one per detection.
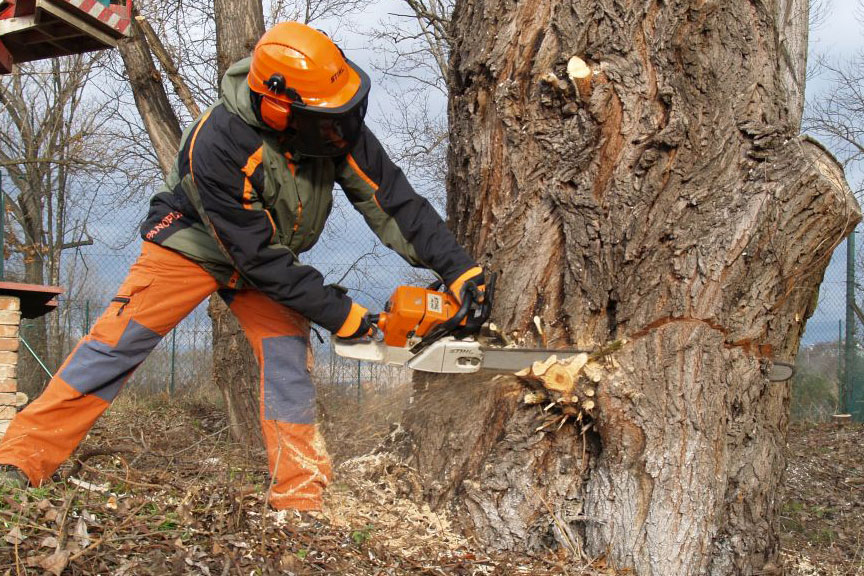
[
  {"xmin": 0, "ymin": 0, "xmax": 132, "ymax": 74},
  {"xmin": 0, "ymin": 281, "xmax": 63, "ymax": 438}
]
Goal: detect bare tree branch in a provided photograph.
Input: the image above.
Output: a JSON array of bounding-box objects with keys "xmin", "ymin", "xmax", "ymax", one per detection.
[{"xmin": 135, "ymin": 14, "xmax": 202, "ymax": 118}]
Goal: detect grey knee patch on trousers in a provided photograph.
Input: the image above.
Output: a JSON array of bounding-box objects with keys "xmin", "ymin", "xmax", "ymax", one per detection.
[
  {"xmin": 60, "ymin": 320, "xmax": 163, "ymax": 402},
  {"xmin": 262, "ymin": 336, "xmax": 315, "ymax": 424}
]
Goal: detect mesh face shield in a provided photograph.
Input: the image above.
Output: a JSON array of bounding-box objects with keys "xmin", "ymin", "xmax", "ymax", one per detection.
[{"xmin": 282, "ymin": 60, "xmax": 371, "ymax": 157}]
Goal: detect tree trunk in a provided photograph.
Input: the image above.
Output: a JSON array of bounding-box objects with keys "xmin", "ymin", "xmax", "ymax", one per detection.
[
  {"xmin": 117, "ymin": 17, "xmax": 182, "ymax": 175},
  {"xmin": 120, "ymin": 3, "xmax": 266, "ymax": 447},
  {"xmin": 214, "ymin": 0, "xmax": 265, "ymax": 80},
  {"xmin": 19, "ymin": 258, "xmax": 47, "ymax": 396},
  {"xmin": 208, "ymin": 0, "xmax": 266, "ymax": 448},
  {"xmin": 398, "ymin": 1, "xmax": 859, "ymax": 574}
]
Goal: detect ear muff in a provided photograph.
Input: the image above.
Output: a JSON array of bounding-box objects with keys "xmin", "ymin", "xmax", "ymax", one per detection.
[{"xmin": 259, "ymin": 96, "xmax": 291, "ymax": 131}]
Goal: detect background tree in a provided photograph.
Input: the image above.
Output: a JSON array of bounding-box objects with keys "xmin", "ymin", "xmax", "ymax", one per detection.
[
  {"xmin": 367, "ymin": 0, "xmax": 453, "ymax": 206},
  {"xmin": 804, "ymin": 1, "xmax": 864, "ymax": 168},
  {"xmin": 0, "ymin": 56, "xmax": 136, "ymax": 395},
  {"xmin": 390, "ymin": 0, "xmax": 859, "ymax": 574}
]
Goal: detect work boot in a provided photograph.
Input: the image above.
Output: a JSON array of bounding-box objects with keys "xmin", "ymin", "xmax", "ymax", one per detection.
[{"xmin": 0, "ymin": 464, "xmax": 29, "ymax": 490}]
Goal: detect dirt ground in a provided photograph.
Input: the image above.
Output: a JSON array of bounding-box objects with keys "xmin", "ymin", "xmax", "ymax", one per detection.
[
  {"xmin": 780, "ymin": 422, "xmax": 864, "ymax": 575},
  {"xmin": 0, "ymin": 387, "xmax": 861, "ymax": 575}
]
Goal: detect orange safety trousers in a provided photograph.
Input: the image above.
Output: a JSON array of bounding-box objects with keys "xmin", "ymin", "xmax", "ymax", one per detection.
[{"xmin": 0, "ymin": 242, "xmax": 331, "ymax": 510}]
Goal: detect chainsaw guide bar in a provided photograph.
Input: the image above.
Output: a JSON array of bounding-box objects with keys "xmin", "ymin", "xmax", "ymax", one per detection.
[{"xmin": 333, "ymin": 337, "xmax": 587, "ymax": 374}]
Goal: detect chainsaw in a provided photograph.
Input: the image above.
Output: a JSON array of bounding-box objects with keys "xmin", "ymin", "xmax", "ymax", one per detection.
[
  {"xmin": 334, "ymin": 275, "xmax": 587, "ymax": 374},
  {"xmin": 333, "ymin": 275, "xmax": 796, "ymax": 381}
]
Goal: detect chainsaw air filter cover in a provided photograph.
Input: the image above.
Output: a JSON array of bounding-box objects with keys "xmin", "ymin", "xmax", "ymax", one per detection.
[{"xmin": 379, "ymin": 286, "xmax": 460, "ymax": 348}]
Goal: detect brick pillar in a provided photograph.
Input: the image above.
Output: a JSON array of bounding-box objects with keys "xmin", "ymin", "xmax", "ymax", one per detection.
[{"xmin": 0, "ymin": 296, "xmax": 22, "ymax": 438}]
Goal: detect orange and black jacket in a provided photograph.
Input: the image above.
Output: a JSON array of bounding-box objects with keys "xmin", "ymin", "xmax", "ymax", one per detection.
[{"xmin": 141, "ymin": 58, "xmax": 477, "ymax": 334}]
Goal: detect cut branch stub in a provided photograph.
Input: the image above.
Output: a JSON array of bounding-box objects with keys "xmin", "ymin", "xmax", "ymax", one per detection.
[
  {"xmin": 566, "ymin": 56, "xmax": 592, "ymax": 102},
  {"xmin": 542, "ymin": 364, "xmax": 575, "ymax": 394},
  {"xmin": 515, "ymin": 351, "xmax": 608, "ymax": 429}
]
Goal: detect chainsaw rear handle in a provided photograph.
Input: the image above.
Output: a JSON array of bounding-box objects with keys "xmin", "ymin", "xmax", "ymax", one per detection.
[{"xmin": 411, "ymin": 272, "xmax": 496, "ymax": 353}]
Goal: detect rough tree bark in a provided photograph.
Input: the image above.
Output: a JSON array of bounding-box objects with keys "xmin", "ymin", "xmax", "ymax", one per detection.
[
  {"xmin": 396, "ymin": 0, "xmax": 859, "ymax": 574},
  {"xmin": 208, "ymin": 0, "xmax": 266, "ymax": 449}
]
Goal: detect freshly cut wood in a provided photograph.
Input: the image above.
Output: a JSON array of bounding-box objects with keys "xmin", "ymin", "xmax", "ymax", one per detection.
[
  {"xmin": 541, "ymin": 364, "xmax": 574, "ymax": 394},
  {"xmin": 564, "ymin": 353, "xmax": 589, "ymax": 373},
  {"xmin": 566, "ymin": 56, "xmax": 591, "ymax": 79},
  {"xmin": 531, "ymin": 355, "xmax": 557, "ymax": 377},
  {"xmin": 582, "ymin": 363, "xmax": 604, "ymax": 383},
  {"xmin": 514, "ymin": 366, "xmax": 532, "ymax": 377},
  {"xmin": 523, "ymin": 392, "xmax": 547, "ymax": 405}
]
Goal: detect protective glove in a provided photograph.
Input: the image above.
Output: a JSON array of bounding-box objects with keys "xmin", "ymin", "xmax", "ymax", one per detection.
[
  {"xmin": 449, "ymin": 266, "xmax": 486, "ymax": 305},
  {"xmin": 335, "ymin": 302, "xmax": 375, "ymax": 339}
]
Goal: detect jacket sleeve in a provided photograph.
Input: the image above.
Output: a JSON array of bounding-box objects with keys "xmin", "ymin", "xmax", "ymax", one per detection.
[
  {"xmin": 335, "ymin": 126, "xmax": 477, "ymax": 286},
  {"xmin": 188, "ymin": 111, "xmax": 353, "ymax": 333}
]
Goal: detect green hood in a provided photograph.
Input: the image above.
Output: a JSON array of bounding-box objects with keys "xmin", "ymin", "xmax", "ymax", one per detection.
[{"xmin": 220, "ymin": 58, "xmax": 265, "ymax": 129}]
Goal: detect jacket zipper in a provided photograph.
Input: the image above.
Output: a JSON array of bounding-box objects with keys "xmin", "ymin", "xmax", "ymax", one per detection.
[
  {"xmin": 294, "ymin": 195, "xmax": 303, "ymax": 233},
  {"xmin": 285, "ymin": 152, "xmax": 303, "ymax": 235}
]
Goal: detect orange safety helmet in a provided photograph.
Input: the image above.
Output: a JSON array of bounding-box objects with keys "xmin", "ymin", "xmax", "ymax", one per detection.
[{"xmin": 248, "ymin": 22, "xmax": 370, "ymax": 156}]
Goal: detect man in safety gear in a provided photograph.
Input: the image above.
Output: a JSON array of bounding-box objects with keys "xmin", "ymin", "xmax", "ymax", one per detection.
[{"xmin": 0, "ymin": 22, "xmax": 484, "ymax": 510}]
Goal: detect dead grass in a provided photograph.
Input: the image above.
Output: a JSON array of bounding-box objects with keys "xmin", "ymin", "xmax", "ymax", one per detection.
[{"xmin": 0, "ymin": 387, "xmax": 859, "ymax": 575}]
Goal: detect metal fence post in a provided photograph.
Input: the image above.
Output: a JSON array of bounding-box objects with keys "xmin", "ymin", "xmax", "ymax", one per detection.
[
  {"xmin": 329, "ymin": 338, "xmax": 335, "ymax": 385},
  {"xmin": 356, "ymin": 359, "xmax": 361, "ymax": 404},
  {"xmin": 170, "ymin": 327, "xmax": 176, "ymax": 394},
  {"xmin": 838, "ymin": 320, "xmax": 843, "ymax": 400},
  {"xmin": 845, "ymin": 232, "xmax": 857, "ymax": 418}
]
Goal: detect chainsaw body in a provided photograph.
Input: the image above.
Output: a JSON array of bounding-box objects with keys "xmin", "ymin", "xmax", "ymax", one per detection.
[
  {"xmin": 333, "ymin": 275, "xmax": 496, "ymax": 374},
  {"xmin": 375, "ymin": 285, "xmax": 462, "ymax": 348},
  {"xmin": 370, "ymin": 274, "xmax": 494, "ymax": 353}
]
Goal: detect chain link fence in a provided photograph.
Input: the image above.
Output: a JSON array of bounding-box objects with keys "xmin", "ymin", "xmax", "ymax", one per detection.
[
  {"xmin": 5, "ymin": 184, "xmax": 862, "ymax": 421},
  {"xmin": 6, "ymin": 187, "xmax": 416, "ymax": 400},
  {"xmin": 795, "ymin": 225, "xmax": 864, "ymax": 422}
]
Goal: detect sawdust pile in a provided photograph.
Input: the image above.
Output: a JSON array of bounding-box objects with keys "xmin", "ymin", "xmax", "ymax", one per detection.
[{"xmin": 0, "ymin": 395, "xmax": 573, "ymax": 575}]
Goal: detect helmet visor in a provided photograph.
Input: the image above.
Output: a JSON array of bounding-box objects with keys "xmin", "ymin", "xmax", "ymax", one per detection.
[{"xmin": 286, "ymin": 60, "xmax": 371, "ymax": 157}]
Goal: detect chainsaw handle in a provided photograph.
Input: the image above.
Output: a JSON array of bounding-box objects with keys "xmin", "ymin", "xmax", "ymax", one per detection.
[{"xmin": 411, "ymin": 295, "xmax": 473, "ymax": 352}]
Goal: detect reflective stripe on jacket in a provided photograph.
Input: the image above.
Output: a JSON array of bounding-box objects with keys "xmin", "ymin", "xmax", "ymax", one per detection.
[{"xmin": 140, "ymin": 58, "xmax": 477, "ymax": 333}]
